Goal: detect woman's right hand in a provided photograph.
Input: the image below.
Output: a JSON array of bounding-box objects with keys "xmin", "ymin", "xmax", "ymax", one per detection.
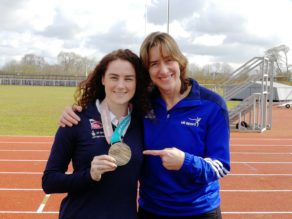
[
  {"xmin": 90, "ymin": 155, "xmax": 117, "ymax": 181},
  {"xmin": 59, "ymin": 105, "xmax": 82, "ymax": 127}
]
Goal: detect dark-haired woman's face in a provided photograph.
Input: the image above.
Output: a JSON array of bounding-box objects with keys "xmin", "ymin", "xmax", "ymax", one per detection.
[{"xmin": 102, "ymin": 59, "xmax": 136, "ymax": 108}]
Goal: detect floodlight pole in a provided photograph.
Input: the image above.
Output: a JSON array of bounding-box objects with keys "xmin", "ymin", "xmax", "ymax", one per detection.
[
  {"xmin": 167, "ymin": 0, "xmax": 170, "ymax": 33},
  {"xmin": 145, "ymin": 0, "xmax": 148, "ymax": 35}
]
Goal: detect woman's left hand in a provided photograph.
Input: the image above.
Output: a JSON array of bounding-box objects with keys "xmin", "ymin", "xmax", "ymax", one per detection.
[{"xmin": 143, "ymin": 147, "xmax": 185, "ymax": 170}]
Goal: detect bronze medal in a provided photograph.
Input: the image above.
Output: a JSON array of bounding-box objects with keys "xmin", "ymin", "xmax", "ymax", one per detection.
[{"xmin": 108, "ymin": 142, "xmax": 132, "ymax": 166}]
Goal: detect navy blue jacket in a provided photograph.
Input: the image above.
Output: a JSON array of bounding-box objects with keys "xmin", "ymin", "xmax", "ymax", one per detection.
[{"xmin": 42, "ymin": 101, "xmax": 143, "ymax": 219}]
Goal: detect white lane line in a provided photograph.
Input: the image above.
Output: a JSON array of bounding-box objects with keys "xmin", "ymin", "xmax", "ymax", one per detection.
[
  {"xmin": 0, "ymin": 211, "xmax": 58, "ymax": 214},
  {"xmin": 0, "ymin": 171, "xmax": 72, "ymax": 174},
  {"xmin": 3, "ymin": 142, "xmax": 292, "ymax": 146},
  {"xmin": 230, "ymin": 174, "xmax": 292, "ymax": 176},
  {"xmin": 0, "ymin": 149, "xmax": 49, "ymax": 152},
  {"xmin": 222, "ymin": 211, "xmax": 292, "ymax": 214},
  {"xmin": 1, "ymin": 211, "xmax": 292, "ymax": 215},
  {"xmin": 0, "ymin": 142, "xmax": 51, "ymax": 144},
  {"xmin": 231, "ymin": 152, "xmax": 291, "ymax": 154},
  {"xmin": 0, "ymin": 172, "xmax": 43, "ymax": 174},
  {"xmin": 231, "ymin": 138, "xmax": 292, "ymax": 141},
  {"xmin": 36, "ymin": 194, "xmax": 51, "ymax": 213},
  {"xmin": 1, "ymin": 160, "xmax": 291, "ymax": 164},
  {"xmin": 2, "ymin": 188, "xmax": 290, "ymax": 192},
  {"xmin": 0, "ymin": 188, "xmax": 42, "ymax": 191},
  {"xmin": 231, "ymin": 144, "xmax": 292, "ymax": 146},
  {"xmin": 221, "ymin": 190, "xmax": 292, "ymax": 192},
  {"xmin": 0, "ymin": 159, "xmax": 47, "ymax": 162},
  {"xmin": 2, "ymin": 188, "xmax": 291, "ymax": 192},
  {"xmin": 231, "ymin": 161, "xmax": 292, "ymax": 164},
  {"xmin": 0, "ymin": 172, "xmax": 290, "ymax": 176}
]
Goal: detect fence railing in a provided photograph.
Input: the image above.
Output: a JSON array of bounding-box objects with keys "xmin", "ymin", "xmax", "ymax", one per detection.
[{"xmin": 0, "ymin": 73, "xmax": 85, "ymax": 86}]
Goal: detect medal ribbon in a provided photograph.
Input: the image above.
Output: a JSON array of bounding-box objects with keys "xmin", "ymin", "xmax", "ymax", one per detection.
[{"xmin": 98, "ymin": 99, "xmax": 131, "ymax": 145}]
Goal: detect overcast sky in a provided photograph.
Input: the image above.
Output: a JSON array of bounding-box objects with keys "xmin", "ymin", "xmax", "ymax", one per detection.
[{"xmin": 1, "ymin": 0, "xmax": 292, "ymax": 69}]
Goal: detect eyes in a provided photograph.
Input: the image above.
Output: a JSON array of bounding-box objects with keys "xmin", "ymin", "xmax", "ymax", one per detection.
[
  {"xmin": 149, "ymin": 58, "xmax": 174, "ymax": 68},
  {"xmin": 149, "ymin": 62, "xmax": 158, "ymax": 68},
  {"xmin": 108, "ymin": 75, "xmax": 135, "ymax": 82}
]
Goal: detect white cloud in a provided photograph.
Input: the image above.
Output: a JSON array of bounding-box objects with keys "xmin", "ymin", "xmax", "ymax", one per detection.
[
  {"xmin": 0, "ymin": 0, "xmax": 292, "ymax": 69},
  {"xmin": 192, "ymin": 34, "xmax": 226, "ymax": 46}
]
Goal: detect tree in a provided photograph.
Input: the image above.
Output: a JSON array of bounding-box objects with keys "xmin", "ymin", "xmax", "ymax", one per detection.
[
  {"xmin": 57, "ymin": 52, "xmax": 96, "ymax": 76},
  {"xmin": 265, "ymin": 44, "xmax": 290, "ymax": 74},
  {"xmin": 1, "ymin": 60, "xmax": 20, "ymax": 74},
  {"xmin": 202, "ymin": 62, "xmax": 233, "ymax": 81},
  {"xmin": 19, "ymin": 54, "xmax": 47, "ymax": 74},
  {"xmin": 21, "ymin": 54, "xmax": 46, "ymax": 66},
  {"xmin": 187, "ymin": 63, "xmax": 202, "ymax": 79}
]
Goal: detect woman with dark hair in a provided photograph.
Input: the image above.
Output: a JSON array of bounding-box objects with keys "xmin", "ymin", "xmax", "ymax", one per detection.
[{"xmin": 42, "ymin": 49, "xmax": 150, "ymax": 219}]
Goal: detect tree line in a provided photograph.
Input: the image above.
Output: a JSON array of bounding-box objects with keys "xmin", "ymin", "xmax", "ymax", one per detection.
[
  {"xmin": 0, "ymin": 52, "xmax": 97, "ymax": 77},
  {"xmin": 0, "ymin": 51, "xmax": 235, "ymax": 82},
  {"xmin": 0, "ymin": 45, "xmax": 290, "ymax": 83}
]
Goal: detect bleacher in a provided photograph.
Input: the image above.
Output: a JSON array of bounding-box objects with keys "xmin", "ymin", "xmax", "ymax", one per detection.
[{"xmin": 216, "ymin": 57, "xmax": 275, "ymax": 132}]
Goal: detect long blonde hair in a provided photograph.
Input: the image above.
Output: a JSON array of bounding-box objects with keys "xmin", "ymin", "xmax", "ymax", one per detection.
[{"xmin": 140, "ymin": 32, "xmax": 190, "ymax": 94}]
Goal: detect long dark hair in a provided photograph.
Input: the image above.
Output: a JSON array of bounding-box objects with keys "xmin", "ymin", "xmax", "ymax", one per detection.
[{"xmin": 74, "ymin": 49, "xmax": 151, "ymax": 116}]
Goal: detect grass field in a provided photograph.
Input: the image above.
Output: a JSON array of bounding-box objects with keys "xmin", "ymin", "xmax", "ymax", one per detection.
[
  {"xmin": 0, "ymin": 85, "xmax": 240, "ymax": 136},
  {"xmin": 0, "ymin": 85, "xmax": 75, "ymax": 135}
]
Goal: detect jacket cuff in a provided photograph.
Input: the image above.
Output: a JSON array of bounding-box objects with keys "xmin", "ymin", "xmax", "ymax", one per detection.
[{"xmin": 181, "ymin": 152, "xmax": 192, "ymax": 172}]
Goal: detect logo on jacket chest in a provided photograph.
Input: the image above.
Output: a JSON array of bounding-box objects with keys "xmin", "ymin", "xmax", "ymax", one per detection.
[
  {"xmin": 89, "ymin": 119, "xmax": 104, "ymax": 139},
  {"xmin": 181, "ymin": 117, "xmax": 202, "ymax": 127}
]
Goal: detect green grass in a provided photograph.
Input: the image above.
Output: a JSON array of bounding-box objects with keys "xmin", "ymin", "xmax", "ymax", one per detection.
[
  {"xmin": 227, "ymin": 101, "xmax": 240, "ymax": 110},
  {"xmin": 0, "ymin": 85, "xmax": 241, "ymax": 136},
  {"xmin": 0, "ymin": 85, "xmax": 75, "ymax": 136}
]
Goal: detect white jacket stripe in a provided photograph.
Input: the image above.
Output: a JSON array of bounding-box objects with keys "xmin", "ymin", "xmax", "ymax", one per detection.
[{"xmin": 204, "ymin": 158, "xmax": 229, "ymax": 178}]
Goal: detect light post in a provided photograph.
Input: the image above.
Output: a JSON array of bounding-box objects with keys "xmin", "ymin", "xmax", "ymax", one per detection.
[
  {"xmin": 167, "ymin": 0, "xmax": 170, "ymax": 33},
  {"xmin": 145, "ymin": 0, "xmax": 148, "ymax": 35}
]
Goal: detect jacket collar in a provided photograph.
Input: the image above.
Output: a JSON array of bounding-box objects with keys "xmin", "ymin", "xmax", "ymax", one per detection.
[{"xmin": 153, "ymin": 78, "xmax": 202, "ymax": 110}]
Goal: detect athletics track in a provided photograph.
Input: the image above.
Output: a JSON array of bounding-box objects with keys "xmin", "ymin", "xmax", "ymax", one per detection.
[{"xmin": 0, "ymin": 106, "xmax": 291, "ymax": 219}]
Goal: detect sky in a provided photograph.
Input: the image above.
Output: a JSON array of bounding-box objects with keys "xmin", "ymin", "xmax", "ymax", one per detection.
[{"xmin": 1, "ymin": 0, "xmax": 292, "ymax": 69}]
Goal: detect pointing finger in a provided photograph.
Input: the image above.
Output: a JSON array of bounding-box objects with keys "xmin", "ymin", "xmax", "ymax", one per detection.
[{"xmin": 143, "ymin": 150, "xmax": 165, "ymax": 156}]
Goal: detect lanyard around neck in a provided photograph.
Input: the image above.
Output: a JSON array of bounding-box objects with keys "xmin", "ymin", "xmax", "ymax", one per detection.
[{"xmin": 98, "ymin": 99, "xmax": 131, "ymax": 144}]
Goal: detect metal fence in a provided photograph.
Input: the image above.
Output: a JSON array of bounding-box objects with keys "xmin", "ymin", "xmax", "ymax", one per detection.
[{"xmin": 0, "ymin": 73, "xmax": 86, "ymax": 87}]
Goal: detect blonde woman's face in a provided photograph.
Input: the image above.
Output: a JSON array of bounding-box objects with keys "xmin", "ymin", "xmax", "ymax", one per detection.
[
  {"xmin": 148, "ymin": 46, "xmax": 181, "ymax": 94},
  {"xmin": 102, "ymin": 59, "xmax": 136, "ymax": 107}
]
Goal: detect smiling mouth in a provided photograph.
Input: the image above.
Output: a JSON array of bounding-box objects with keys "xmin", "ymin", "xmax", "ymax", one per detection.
[
  {"xmin": 114, "ymin": 91, "xmax": 127, "ymax": 96},
  {"xmin": 159, "ymin": 74, "xmax": 173, "ymax": 81}
]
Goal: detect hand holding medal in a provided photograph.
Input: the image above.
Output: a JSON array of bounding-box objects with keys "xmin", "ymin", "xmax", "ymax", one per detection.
[{"xmin": 90, "ymin": 155, "xmax": 117, "ymax": 181}]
